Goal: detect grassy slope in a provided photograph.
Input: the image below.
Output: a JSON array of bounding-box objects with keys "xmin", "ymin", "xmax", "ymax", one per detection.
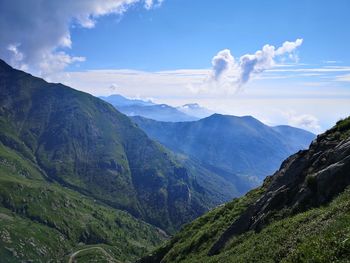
[
  {"xmin": 142, "ymin": 117, "xmax": 350, "ymax": 263},
  {"xmin": 140, "ymin": 184, "xmax": 267, "ymax": 263},
  {"xmin": 145, "ymin": 182, "xmax": 350, "ymax": 263},
  {"xmin": 211, "ymin": 188, "xmax": 350, "ymax": 263},
  {"xmin": 0, "ymin": 59, "xmax": 220, "ymax": 234},
  {"xmin": 0, "ymin": 142, "xmax": 165, "ymax": 262}
]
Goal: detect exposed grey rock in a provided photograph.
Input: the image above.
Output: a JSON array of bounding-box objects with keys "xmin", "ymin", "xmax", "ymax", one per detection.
[{"xmin": 208, "ymin": 131, "xmax": 350, "ymax": 255}]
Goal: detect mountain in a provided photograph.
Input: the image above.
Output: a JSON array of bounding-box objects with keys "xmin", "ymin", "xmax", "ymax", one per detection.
[
  {"xmin": 139, "ymin": 117, "xmax": 350, "ymax": 263},
  {"xmin": 100, "ymin": 94, "xmax": 198, "ymax": 122},
  {"xmin": 132, "ymin": 114, "xmax": 315, "ymax": 182},
  {"xmin": 99, "ymin": 94, "xmax": 155, "ymax": 107},
  {"xmin": 0, "ymin": 62, "xmax": 166, "ymax": 262},
  {"xmin": 0, "ymin": 59, "xmax": 220, "ymax": 232},
  {"xmin": 0, "ymin": 145, "xmax": 165, "ymax": 262},
  {"xmin": 0, "ymin": 59, "xmax": 235, "ymax": 261},
  {"xmin": 176, "ymin": 103, "xmax": 213, "ymax": 119}
]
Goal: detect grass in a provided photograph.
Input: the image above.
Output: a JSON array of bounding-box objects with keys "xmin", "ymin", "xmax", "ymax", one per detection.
[
  {"xmin": 0, "ymin": 62, "xmax": 220, "ymax": 234},
  {"xmin": 335, "ymin": 117, "xmax": 350, "ymax": 139},
  {"xmin": 140, "ymin": 115, "xmax": 350, "ymax": 263},
  {"xmin": 0, "ymin": 142, "xmax": 165, "ymax": 262},
  {"xmin": 146, "ymin": 185, "xmax": 350, "ymax": 263},
  {"xmin": 143, "ymin": 183, "xmax": 267, "ymax": 262},
  {"xmin": 212, "ymin": 188, "xmax": 350, "ymax": 263}
]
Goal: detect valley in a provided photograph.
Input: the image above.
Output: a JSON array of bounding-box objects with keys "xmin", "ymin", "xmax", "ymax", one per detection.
[{"xmin": 0, "ymin": 59, "xmax": 320, "ymax": 262}]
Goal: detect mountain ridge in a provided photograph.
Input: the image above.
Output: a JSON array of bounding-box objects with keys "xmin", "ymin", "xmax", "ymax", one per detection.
[
  {"xmin": 100, "ymin": 94, "xmax": 199, "ymax": 122},
  {"xmin": 132, "ymin": 114, "xmax": 315, "ymax": 182},
  {"xmin": 0, "ymin": 59, "xmax": 227, "ymax": 234}
]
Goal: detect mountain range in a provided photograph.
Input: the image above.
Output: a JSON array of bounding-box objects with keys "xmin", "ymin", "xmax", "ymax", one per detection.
[
  {"xmin": 176, "ymin": 103, "xmax": 214, "ymax": 119},
  {"xmin": 132, "ymin": 114, "xmax": 315, "ymax": 182},
  {"xmin": 99, "ymin": 94, "xmax": 213, "ymax": 122},
  {"xmin": 1, "ymin": 58, "xmax": 346, "ymax": 263},
  {"xmin": 139, "ymin": 116, "xmax": 350, "ymax": 263}
]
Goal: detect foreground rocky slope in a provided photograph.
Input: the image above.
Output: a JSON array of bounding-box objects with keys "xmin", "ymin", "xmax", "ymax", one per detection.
[{"xmin": 139, "ymin": 117, "xmax": 350, "ymax": 262}]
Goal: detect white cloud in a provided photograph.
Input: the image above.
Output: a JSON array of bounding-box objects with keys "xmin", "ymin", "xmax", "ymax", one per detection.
[
  {"xmin": 286, "ymin": 112, "xmax": 321, "ymax": 132},
  {"xmin": 0, "ymin": 0, "xmax": 163, "ymax": 76},
  {"xmin": 45, "ymin": 67, "xmax": 350, "ymax": 133},
  {"xmin": 209, "ymin": 39, "xmax": 303, "ymax": 91},
  {"xmin": 47, "ymin": 66, "xmax": 350, "ymax": 100},
  {"xmin": 268, "ymin": 66, "xmax": 350, "ymax": 73},
  {"xmin": 211, "ymin": 49, "xmax": 235, "ymax": 80},
  {"xmin": 335, "ymin": 74, "xmax": 350, "ymax": 82},
  {"xmin": 275, "ymin": 39, "xmax": 303, "ymax": 55},
  {"xmin": 48, "ymin": 68, "xmax": 210, "ymax": 97},
  {"xmin": 145, "ymin": 0, "xmax": 163, "ymax": 9},
  {"xmin": 38, "ymin": 52, "xmax": 86, "ymax": 76},
  {"xmin": 324, "ymin": 60, "xmax": 339, "ymax": 64},
  {"xmin": 6, "ymin": 43, "xmax": 26, "ymax": 71}
]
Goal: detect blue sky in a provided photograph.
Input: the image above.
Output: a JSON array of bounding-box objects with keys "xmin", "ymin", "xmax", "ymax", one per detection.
[
  {"xmin": 67, "ymin": 0, "xmax": 350, "ymax": 71},
  {"xmin": 1, "ymin": 0, "xmax": 349, "ymax": 133}
]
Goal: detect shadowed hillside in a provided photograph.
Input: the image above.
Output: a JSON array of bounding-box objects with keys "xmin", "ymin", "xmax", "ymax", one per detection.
[
  {"xmin": 132, "ymin": 114, "xmax": 315, "ymax": 182},
  {"xmin": 0, "ymin": 59, "xmax": 243, "ymax": 262}
]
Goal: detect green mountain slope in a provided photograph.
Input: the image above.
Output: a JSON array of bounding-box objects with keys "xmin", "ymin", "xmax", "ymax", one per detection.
[
  {"xmin": 0, "ymin": 143, "xmax": 165, "ymax": 262},
  {"xmin": 132, "ymin": 114, "xmax": 315, "ymax": 182},
  {"xmin": 0, "ymin": 59, "xmax": 219, "ymax": 233},
  {"xmin": 0, "ymin": 59, "xmax": 246, "ymax": 261},
  {"xmin": 139, "ymin": 117, "xmax": 350, "ymax": 263}
]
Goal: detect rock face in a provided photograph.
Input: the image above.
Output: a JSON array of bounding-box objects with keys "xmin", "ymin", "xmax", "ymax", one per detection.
[{"xmin": 208, "ymin": 122, "xmax": 350, "ymax": 255}]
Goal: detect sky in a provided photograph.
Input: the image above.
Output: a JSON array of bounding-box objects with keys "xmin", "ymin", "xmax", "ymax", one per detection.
[{"xmin": 1, "ymin": 0, "xmax": 350, "ymax": 133}]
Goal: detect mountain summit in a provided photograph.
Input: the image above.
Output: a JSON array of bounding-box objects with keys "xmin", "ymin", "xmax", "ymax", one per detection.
[
  {"xmin": 100, "ymin": 94, "xmax": 198, "ymax": 122},
  {"xmin": 133, "ymin": 114, "xmax": 315, "ymax": 182}
]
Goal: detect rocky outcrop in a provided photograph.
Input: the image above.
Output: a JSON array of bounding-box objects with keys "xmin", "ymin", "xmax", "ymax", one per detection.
[{"xmin": 209, "ymin": 123, "xmax": 350, "ymax": 255}]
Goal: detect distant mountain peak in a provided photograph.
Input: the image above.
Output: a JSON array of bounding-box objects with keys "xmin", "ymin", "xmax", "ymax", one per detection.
[
  {"xmin": 99, "ymin": 94, "xmax": 155, "ymax": 107},
  {"xmin": 177, "ymin": 103, "xmax": 214, "ymax": 119},
  {"xmin": 202, "ymin": 113, "xmax": 262, "ymax": 125},
  {"xmin": 100, "ymin": 94, "xmax": 198, "ymax": 122},
  {"xmin": 133, "ymin": 113, "xmax": 315, "ymax": 182}
]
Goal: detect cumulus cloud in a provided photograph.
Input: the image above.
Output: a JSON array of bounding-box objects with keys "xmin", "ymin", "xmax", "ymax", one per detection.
[
  {"xmin": 275, "ymin": 39, "xmax": 303, "ymax": 55},
  {"xmin": 0, "ymin": 0, "xmax": 163, "ymax": 75},
  {"xmin": 210, "ymin": 39, "xmax": 303, "ymax": 91},
  {"xmin": 211, "ymin": 49, "xmax": 235, "ymax": 80}
]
